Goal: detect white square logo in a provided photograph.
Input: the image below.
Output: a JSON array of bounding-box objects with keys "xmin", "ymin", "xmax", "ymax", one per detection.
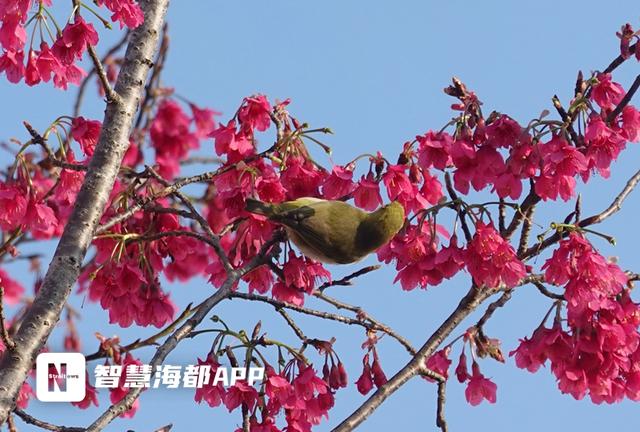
[{"xmin": 36, "ymin": 353, "xmax": 86, "ymax": 402}]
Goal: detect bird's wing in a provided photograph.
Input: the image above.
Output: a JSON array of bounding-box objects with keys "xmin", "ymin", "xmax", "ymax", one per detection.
[{"xmin": 275, "ymin": 201, "xmax": 362, "ymax": 263}]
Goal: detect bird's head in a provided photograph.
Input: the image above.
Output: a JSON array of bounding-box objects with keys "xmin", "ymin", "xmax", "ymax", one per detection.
[{"xmin": 374, "ymin": 201, "xmax": 405, "ymax": 238}]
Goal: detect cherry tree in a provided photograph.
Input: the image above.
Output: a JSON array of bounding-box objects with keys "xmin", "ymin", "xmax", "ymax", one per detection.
[{"xmin": 0, "ymin": 1, "xmax": 639, "ymax": 431}]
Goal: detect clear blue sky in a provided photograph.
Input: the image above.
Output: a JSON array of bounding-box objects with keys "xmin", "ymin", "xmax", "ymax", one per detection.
[{"xmin": 2, "ymin": 1, "xmax": 640, "ymax": 431}]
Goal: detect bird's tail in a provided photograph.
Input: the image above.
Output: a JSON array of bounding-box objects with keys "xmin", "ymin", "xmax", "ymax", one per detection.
[{"xmin": 245, "ymin": 198, "xmax": 275, "ymax": 217}]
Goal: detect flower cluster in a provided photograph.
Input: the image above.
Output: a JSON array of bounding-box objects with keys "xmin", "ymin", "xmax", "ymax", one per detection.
[
  {"xmin": 195, "ymin": 356, "xmax": 336, "ymax": 432},
  {"xmin": 512, "ymin": 233, "xmax": 640, "ymax": 403},
  {"xmin": 0, "ymin": 1, "xmax": 142, "ymax": 87}
]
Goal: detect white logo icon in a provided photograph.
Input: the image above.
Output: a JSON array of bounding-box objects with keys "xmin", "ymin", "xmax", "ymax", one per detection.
[{"xmin": 36, "ymin": 353, "xmax": 86, "ymax": 402}]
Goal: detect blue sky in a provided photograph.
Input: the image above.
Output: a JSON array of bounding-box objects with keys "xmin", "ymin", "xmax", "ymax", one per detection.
[{"xmin": 2, "ymin": 1, "xmax": 640, "ymax": 431}]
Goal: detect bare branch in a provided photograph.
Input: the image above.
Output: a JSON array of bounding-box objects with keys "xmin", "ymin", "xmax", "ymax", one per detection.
[
  {"xmin": 13, "ymin": 409, "xmax": 84, "ymax": 432},
  {"xmin": 73, "ymin": 31, "xmax": 129, "ymax": 118},
  {"xmin": 0, "ymin": 288, "xmax": 15, "ymax": 351},
  {"xmin": 277, "ymin": 309, "xmax": 308, "ymax": 343},
  {"xmin": 318, "ymin": 265, "xmax": 380, "ymax": 292},
  {"xmin": 522, "ymin": 168, "xmax": 640, "ymax": 260},
  {"xmin": 444, "ymin": 173, "xmax": 472, "ymax": 242},
  {"xmin": 230, "ymin": 291, "xmax": 416, "ymax": 355},
  {"xmin": 86, "ymin": 42, "xmax": 119, "ymax": 104},
  {"xmin": 608, "ymin": 74, "xmax": 640, "ymax": 123},
  {"xmin": 331, "ymin": 285, "xmax": 494, "ymax": 432}
]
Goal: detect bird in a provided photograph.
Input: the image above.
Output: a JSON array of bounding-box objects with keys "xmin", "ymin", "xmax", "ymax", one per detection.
[{"xmin": 245, "ymin": 197, "xmax": 405, "ymax": 264}]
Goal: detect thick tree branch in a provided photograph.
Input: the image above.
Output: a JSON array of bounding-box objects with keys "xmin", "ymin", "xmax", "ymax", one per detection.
[
  {"xmin": 0, "ymin": 0, "xmax": 170, "ymax": 423},
  {"xmin": 331, "ymin": 285, "xmax": 495, "ymax": 432}
]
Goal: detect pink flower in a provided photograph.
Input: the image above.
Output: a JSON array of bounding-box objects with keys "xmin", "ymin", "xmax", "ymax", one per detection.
[
  {"xmin": 52, "ymin": 61, "xmax": 86, "ymax": 90},
  {"xmin": 0, "ymin": 268, "xmax": 24, "ymax": 304},
  {"xmin": 163, "ymin": 233, "xmax": 210, "ymax": 282},
  {"xmin": 621, "ymin": 105, "xmax": 640, "ymax": 142},
  {"xmin": 71, "ymin": 117, "xmax": 102, "ymax": 156},
  {"xmin": 189, "ymin": 103, "xmax": 220, "ymax": 137},
  {"xmin": 419, "ymin": 170, "xmax": 444, "ymax": 205},
  {"xmin": 434, "ymin": 237, "xmax": 465, "ymax": 279},
  {"xmin": 370, "ymin": 354, "xmax": 387, "ymax": 388},
  {"xmin": 35, "ymin": 42, "xmax": 62, "ymax": 83},
  {"xmin": 25, "ymin": 200, "xmax": 58, "ymax": 239},
  {"xmin": 464, "ymin": 363, "xmax": 497, "ymax": 406},
  {"xmin": 24, "ymin": 50, "xmax": 40, "ymax": 86},
  {"xmin": 265, "ymin": 370, "xmax": 293, "ymax": 412},
  {"xmin": 506, "ymin": 137, "xmax": 539, "ymax": 178},
  {"xmin": 382, "ymin": 164, "xmax": 413, "ymax": 203},
  {"xmin": 271, "ymin": 252, "xmax": 330, "ymax": 305},
  {"xmin": 243, "ymin": 265, "xmax": 274, "ymax": 295},
  {"xmin": 0, "ymin": 49, "xmax": 25, "ymax": 83},
  {"xmin": 16, "ymin": 381, "xmax": 34, "ymax": 409},
  {"xmin": 0, "ymin": 182, "xmax": 27, "ymax": 231},
  {"xmin": 591, "ymin": 73, "xmax": 624, "ymax": 110},
  {"xmin": 293, "ymin": 366, "xmax": 329, "ymax": 401},
  {"xmin": 150, "ymin": 99, "xmax": 199, "ymax": 178},
  {"xmin": 135, "ymin": 287, "xmax": 176, "ymax": 328},
  {"xmin": 455, "ymin": 351, "xmax": 470, "ymax": 383},
  {"xmin": 466, "ymin": 221, "xmax": 526, "ymax": 289},
  {"xmin": 210, "ymin": 120, "xmax": 254, "ymax": 162},
  {"xmin": 493, "ymin": 172, "xmax": 522, "ymax": 200},
  {"xmin": 52, "ymin": 16, "xmax": 99, "ymax": 65},
  {"xmin": 417, "ymin": 131, "xmax": 452, "ymax": 170},
  {"xmin": 96, "ymin": 0, "xmax": 144, "ymax": 29},
  {"xmin": 238, "ymin": 94, "xmax": 272, "ymax": 132},
  {"xmin": 584, "ymin": 115, "xmax": 626, "ymax": 178},
  {"xmin": 353, "ymin": 173, "xmax": 383, "ymax": 211},
  {"xmin": 322, "ymin": 165, "xmax": 355, "ymax": 199},
  {"xmin": 484, "ymin": 115, "xmax": 522, "ymax": 148},
  {"xmin": 0, "ymin": 13, "xmax": 27, "ymax": 52},
  {"xmin": 355, "ymin": 357, "xmax": 374, "ymax": 395},
  {"xmin": 224, "ymin": 380, "xmax": 259, "ymax": 412},
  {"xmin": 194, "ymin": 356, "xmax": 226, "ymax": 407},
  {"xmin": 424, "ymin": 348, "xmax": 451, "ymax": 382},
  {"xmin": 109, "ymin": 354, "xmax": 141, "ymax": 418},
  {"xmin": 280, "ymin": 156, "xmax": 326, "ymax": 199},
  {"xmin": 72, "ymin": 375, "xmax": 99, "ymax": 409},
  {"xmin": 256, "ymin": 170, "xmax": 287, "ymax": 204}
]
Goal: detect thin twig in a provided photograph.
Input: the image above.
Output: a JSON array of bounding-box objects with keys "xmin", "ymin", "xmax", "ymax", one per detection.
[
  {"xmin": 277, "ymin": 309, "xmax": 308, "ymax": 342},
  {"xmin": 0, "ymin": 288, "xmax": 15, "ymax": 350},
  {"xmin": 13, "ymin": 409, "xmax": 84, "ymax": 432},
  {"xmin": 231, "ymin": 291, "xmax": 416, "ymax": 355},
  {"xmin": 86, "ymin": 43, "xmax": 119, "ymax": 104},
  {"xmin": 318, "ymin": 265, "xmax": 381, "ymax": 292},
  {"xmin": 522, "ymin": 168, "xmax": 640, "ymax": 260},
  {"xmin": 444, "ymin": 173, "xmax": 472, "ymax": 242},
  {"xmin": 145, "ymin": 166, "xmax": 231, "ymax": 271},
  {"xmin": 503, "ymin": 185, "xmax": 539, "ymax": 240},
  {"xmin": 73, "ymin": 31, "xmax": 129, "ymax": 118},
  {"xmin": 607, "ymin": 74, "xmax": 640, "ymax": 122},
  {"xmin": 436, "ymin": 379, "xmax": 448, "ymax": 432},
  {"xmin": 531, "ymin": 280, "xmax": 564, "ymax": 301}
]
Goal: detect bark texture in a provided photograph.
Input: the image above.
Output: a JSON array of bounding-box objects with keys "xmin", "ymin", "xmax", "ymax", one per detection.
[{"xmin": 0, "ymin": 0, "xmax": 170, "ymax": 423}]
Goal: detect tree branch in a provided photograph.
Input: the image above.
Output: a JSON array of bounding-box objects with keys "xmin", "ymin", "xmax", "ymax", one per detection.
[
  {"xmin": 13, "ymin": 409, "xmax": 84, "ymax": 432},
  {"xmin": 331, "ymin": 285, "xmax": 494, "ymax": 432},
  {"xmin": 0, "ymin": 0, "xmax": 170, "ymax": 424},
  {"xmin": 521, "ymin": 168, "xmax": 640, "ymax": 260},
  {"xmin": 0, "ymin": 288, "xmax": 15, "ymax": 351}
]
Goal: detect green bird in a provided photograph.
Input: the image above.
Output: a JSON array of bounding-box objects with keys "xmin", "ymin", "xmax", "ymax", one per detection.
[{"xmin": 245, "ymin": 197, "xmax": 405, "ymax": 264}]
